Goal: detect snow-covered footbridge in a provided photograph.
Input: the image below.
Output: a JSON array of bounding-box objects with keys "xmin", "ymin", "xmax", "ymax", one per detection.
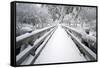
[{"xmin": 16, "ymin": 24, "xmax": 96, "ymax": 65}]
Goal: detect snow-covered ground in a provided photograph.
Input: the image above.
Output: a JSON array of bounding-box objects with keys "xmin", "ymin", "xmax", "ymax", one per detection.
[{"xmin": 34, "ymin": 25, "xmax": 86, "ymax": 64}]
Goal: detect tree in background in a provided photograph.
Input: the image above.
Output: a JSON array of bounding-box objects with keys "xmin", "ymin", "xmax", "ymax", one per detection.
[
  {"xmin": 16, "ymin": 3, "xmax": 96, "ymax": 37},
  {"xmin": 16, "ymin": 3, "xmax": 52, "ymax": 36}
]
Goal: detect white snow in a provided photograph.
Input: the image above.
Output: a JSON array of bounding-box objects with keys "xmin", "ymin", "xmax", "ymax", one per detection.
[{"xmin": 34, "ymin": 24, "xmax": 86, "ymax": 64}]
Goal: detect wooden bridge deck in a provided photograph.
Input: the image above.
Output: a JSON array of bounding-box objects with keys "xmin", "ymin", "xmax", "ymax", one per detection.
[{"xmin": 34, "ymin": 25, "xmax": 86, "ymax": 64}]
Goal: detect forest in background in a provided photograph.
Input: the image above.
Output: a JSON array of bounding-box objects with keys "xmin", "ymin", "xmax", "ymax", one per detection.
[{"xmin": 16, "ymin": 3, "xmax": 96, "ymax": 37}]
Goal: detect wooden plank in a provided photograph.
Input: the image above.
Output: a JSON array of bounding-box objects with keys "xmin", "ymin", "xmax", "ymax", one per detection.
[{"xmin": 21, "ymin": 54, "xmax": 34, "ymax": 65}]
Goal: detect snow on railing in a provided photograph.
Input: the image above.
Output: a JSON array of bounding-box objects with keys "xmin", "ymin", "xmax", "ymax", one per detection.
[
  {"xmin": 62, "ymin": 25, "xmax": 96, "ymax": 60},
  {"xmin": 16, "ymin": 25, "xmax": 55, "ymax": 49},
  {"xmin": 62, "ymin": 25, "xmax": 96, "ymax": 53},
  {"xmin": 16, "ymin": 25, "xmax": 56, "ymax": 65},
  {"xmin": 21, "ymin": 28, "xmax": 56, "ymax": 65}
]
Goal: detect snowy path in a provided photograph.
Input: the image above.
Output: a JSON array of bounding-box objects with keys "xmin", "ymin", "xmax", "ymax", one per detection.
[{"xmin": 34, "ymin": 25, "xmax": 86, "ymax": 64}]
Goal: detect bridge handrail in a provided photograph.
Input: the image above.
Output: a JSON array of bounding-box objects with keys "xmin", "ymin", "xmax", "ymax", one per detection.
[
  {"xmin": 66, "ymin": 30, "xmax": 96, "ymax": 60},
  {"xmin": 62, "ymin": 25, "xmax": 96, "ymax": 49},
  {"xmin": 21, "ymin": 27, "xmax": 56, "ymax": 65},
  {"xmin": 16, "ymin": 27, "xmax": 56, "ymax": 65},
  {"xmin": 62, "ymin": 25, "xmax": 96, "ymax": 60},
  {"xmin": 16, "ymin": 25, "xmax": 56, "ymax": 48}
]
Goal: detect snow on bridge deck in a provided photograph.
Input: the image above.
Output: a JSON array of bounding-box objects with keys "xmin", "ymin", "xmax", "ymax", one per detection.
[{"xmin": 34, "ymin": 25, "xmax": 86, "ymax": 64}]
